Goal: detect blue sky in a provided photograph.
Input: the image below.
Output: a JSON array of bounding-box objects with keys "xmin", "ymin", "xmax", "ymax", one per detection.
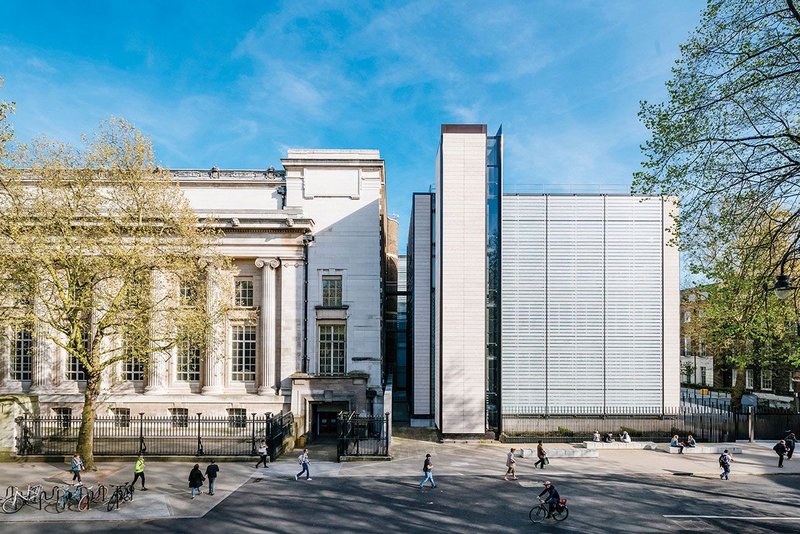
[{"xmin": 0, "ymin": 0, "xmax": 704, "ymax": 251}]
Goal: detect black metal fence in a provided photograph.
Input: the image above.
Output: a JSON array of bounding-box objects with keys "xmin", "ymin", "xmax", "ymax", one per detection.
[
  {"xmin": 15, "ymin": 411, "xmax": 293, "ymax": 459},
  {"xmin": 336, "ymin": 412, "xmax": 390, "ymax": 461},
  {"xmin": 501, "ymin": 405, "xmax": 800, "ymax": 443}
]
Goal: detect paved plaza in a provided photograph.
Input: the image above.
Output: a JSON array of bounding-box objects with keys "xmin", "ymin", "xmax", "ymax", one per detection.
[{"xmin": 2, "ymin": 438, "xmax": 800, "ymax": 533}]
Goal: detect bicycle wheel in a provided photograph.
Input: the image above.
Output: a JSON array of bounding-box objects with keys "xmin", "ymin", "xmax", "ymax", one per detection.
[
  {"xmin": 78, "ymin": 495, "xmax": 89, "ymax": 511},
  {"xmin": 55, "ymin": 496, "xmax": 67, "ymax": 513},
  {"xmin": 94, "ymin": 485, "xmax": 107, "ymax": 503},
  {"xmin": 553, "ymin": 506, "xmax": 569, "ymax": 521},
  {"xmin": 106, "ymin": 494, "xmax": 118, "ymax": 512},
  {"xmin": 529, "ymin": 505, "xmax": 547, "ymax": 524},
  {"xmin": 124, "ymin": 486, "xmax": 134, "ymax": 501},
  {"xmin": 2, "ymin": 496, "xmax": 24, "ymax": 513}
]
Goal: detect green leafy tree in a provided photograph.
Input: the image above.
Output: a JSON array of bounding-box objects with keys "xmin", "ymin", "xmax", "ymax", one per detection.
[
  {"xmin": 0, "ymin": 118, "xmax": 230, "ymax": 468},
  {"xmin": 634, "ymin": 0, "xmax": 800, "ymax": 283}
]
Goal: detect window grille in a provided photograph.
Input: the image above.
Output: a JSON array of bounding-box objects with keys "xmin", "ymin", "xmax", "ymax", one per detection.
[
  {"xmin": 177, "ymin": 337, "xmax": 201, "ymax": 382},
  {"xmin": 171, "ymin": 408, "xmax": 189, "ymax": 428},
  {"xmin": 11, "ymin": 328, "xmax": 33, "ymax": 381},
  {"xmin": 235, "ymin": 279, "xmax": 254, "ymax": 307},
  {"xmin": 113, "ymin": 408, "xmax": 131, "ymax": 428},
  {"xmin": 322, "ymin": 275, "xmax": 343, "ymax": 307},
  {"xmin": 227, "ymin": 408, "xmax": 246, "ymax": 428}
]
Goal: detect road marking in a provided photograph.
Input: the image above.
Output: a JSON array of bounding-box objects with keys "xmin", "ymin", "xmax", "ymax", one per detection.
[{"xmin": 664, "ymin": 515, "xmax": 800, "ymax": 520}]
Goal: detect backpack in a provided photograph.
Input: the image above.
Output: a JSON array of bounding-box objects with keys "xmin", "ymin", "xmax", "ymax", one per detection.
[{"xmin": 718, "ymin": 454, "xmax": 727, "ymax": 467}]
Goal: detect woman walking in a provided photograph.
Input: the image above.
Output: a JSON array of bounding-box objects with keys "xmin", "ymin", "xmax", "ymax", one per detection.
[
  {"xmin": 189, "ymin": 464, "xmax": 205, "ymax": 499},
  {"xmin": 255, "ymin": 439, "xmax": 269, "ymax": 468},
  {"xmin": 504, "ymin": 448, "xmax": 517, "ymax": 480}
]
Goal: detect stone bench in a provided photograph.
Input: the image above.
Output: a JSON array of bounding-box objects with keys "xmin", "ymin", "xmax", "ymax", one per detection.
[
  {"xmin": 581, "ymin": 441, "xmax": 657, "ymax": 450},
  {"xmin": 664, "ymin": 445, "xmax": 743, "ymax": 454},
  {"xmin": 519, "ymin": 448, "xmax": 598, "ymax": 458}
]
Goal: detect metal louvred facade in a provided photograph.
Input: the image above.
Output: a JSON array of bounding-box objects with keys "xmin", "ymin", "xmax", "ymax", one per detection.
[{"xmin": 501, "ymin": 195, "xmax": 672, "ymax": 414}]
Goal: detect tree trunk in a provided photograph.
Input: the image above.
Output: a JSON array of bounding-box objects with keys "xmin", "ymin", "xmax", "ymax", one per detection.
[
  {"xmin": 731, "ymin": 368, "xmax": 746, "ymax": 412},
  {"xmin": 77, "ymin": 372, "xmax": 100, "ymax": 470}
]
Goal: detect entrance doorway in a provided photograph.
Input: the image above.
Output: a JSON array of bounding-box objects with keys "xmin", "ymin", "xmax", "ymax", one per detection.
[{"xmin": 312, "ymin": 402, "xmax": 349, "ymax": 437}]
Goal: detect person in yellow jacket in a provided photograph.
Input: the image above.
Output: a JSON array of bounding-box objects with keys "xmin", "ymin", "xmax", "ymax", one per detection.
[{"xmin": 132, "ymin": 454, "xmax": 148, "ymax": 490}]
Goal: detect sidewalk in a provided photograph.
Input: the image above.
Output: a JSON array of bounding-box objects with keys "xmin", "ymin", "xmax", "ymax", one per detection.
[{"xmin": 0, "ymin": 439, "xmax": 796, "ymax": 522}]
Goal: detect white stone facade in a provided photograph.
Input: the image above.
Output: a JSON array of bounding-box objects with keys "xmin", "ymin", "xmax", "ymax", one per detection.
[{"xmin": 0, "ymin": 150, "xmax": 387, "ymax": 441}]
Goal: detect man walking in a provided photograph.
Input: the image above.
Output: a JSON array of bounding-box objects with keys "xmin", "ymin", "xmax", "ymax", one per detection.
[
  {"xmin": 774, "ymin": 439, "xmax": 787, "ymax": 468},
  {"xmin": 132, "ymin": 454, "xmax": 148, "ymax": 490},
  {"xmin": 534, "ymin": 440, "xmax": 547, "ymax": 469},
  {"xmin": 70, "ymin": 453, "xmax": 84, "ymax": 483},
  {"xmin": 719, "ymin": 449, "xmax": 733, "ymax": 480},
  {"xmin": 295, "ymin": 448, "xmax": 311, "ymax": 481},
  {"xmin": 205, "ymin": 459, "xmax": 219, "ymax": 495},
  {"xmin": 504, "ymin": 448, "xmax": 517, "ymax": 481},
  {"xmin": 418, "ymin": 453, "xmax": 436, "ymax": 489}
]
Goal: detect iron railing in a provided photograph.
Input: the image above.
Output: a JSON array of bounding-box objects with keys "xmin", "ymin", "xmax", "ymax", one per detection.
[
  {"xmin": 501, "ymin": 404, "xmax": 800, "ymax": 443},
  {"xmin": 336, "ymin": 412, "xmax": 389, "ymax": 461},
  {"xmin": 15, "ymin": 412, "xmax": 293, "ymax": 458}
]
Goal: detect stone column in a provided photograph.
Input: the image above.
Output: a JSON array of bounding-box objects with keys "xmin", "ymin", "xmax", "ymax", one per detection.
[
  {"xmin": 0, "ymin": 326, "xmax": 10, "ymax": 389},
  {"xmin": 145, "ymin": 270, "xmax": 169, "ymax": 394},
  {"xmin": 280, "ymin": 259, "xmax": 303, "ymax": 392},
  {"xmin": 29, "ymin": 291, "xmax": 53, "ymax": 394},
  {"xmin": 255, "ymin": 258, "xmax": 280, "ymax": 395},
  {"xmin": 202, "ymin": 263, "xmax": 226, "ymax": 395}
]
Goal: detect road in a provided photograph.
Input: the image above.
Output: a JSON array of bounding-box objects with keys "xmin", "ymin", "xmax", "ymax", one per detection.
[{"xmin": 8, "ymin": 471, "xmax": 800, "ymax": 533}]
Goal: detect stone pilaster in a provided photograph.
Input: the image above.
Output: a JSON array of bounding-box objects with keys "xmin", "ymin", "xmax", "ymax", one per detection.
[
  {"xmin": 280, "ymin": 259, "xmax": 303, "ymax": 392},
  {"xmin": 29, "ymin": 292, "xmax": 53, "ymax": 393},
  {"xmin": 255, "ymin": 258, "xmax": 280, "ymax": 395}
]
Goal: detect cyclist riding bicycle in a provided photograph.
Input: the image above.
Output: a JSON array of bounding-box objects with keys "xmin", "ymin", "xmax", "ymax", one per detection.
[{"xmin": 538, "ymin": 480, "xmax": 560, "ymax": 518}]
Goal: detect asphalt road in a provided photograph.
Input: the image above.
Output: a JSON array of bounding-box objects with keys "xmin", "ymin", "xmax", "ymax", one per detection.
[{"xmin": 8, "ymin": 472, "xmax": 800, "ymax": 533}]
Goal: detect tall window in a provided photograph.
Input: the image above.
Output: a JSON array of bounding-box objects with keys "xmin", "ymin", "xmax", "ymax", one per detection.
[
  {"xmin": 170, "ymin": 407, "xmax": 189, "ymax": 428},
  {"xmin": 124, "ymin": 349, "xmax": 145, "ymax": 382},
  {"xmin": 113, "ymin": 407, "xmax": 131, "ymax": 428},
  {"xmin": 231, "ymin": 325, "xmax": 256, "ymax": 381},
  {"xmin": 319, "ymin": 324, "xmax": 346, "ymax": 375},
  {"xmin": 761, "ymin": 369, "xmax": 773, "ymax": 390},
  {"xmin": 11, "ymin": 328, "xmax": 33, "ymax": 381},
  {"xmin": 235, "ymin": 279, "xmax": 254, "ymax": 307},
  {"xmin": 700, "ymin": 366, "xmax": 707, "ymax": 386},
  {"xmin": 322, "ymin": 275, "xmax": 343, "ymax": 307},
  {"xmin": 227, "ymin": 408, "xmax": 247, "ymax": 428},
  {"xmin": 682, "ymin": 336, "xmax": 691, "ymax": 356},
  {"xmin": 745, "ymin": 368, "xmax": 754, "ymax": 389},
  {"xmin": 179, "ymin": 280, "xmax": 199, "ymax": 306},
  {"xmin": 67, "ymin": 330, "xmax": 89, "ymax": 381},
  {"xmin": 54, "ymin": 407, "xmax": 72, "ymax": 429},
  {"xmin": 177, "ymin": 338, "xmax": 201, "ymax": 382}
]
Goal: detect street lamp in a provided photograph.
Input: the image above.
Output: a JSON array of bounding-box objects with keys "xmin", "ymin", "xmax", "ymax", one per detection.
[{"xmin": 772, "ymin": 273, "xmax": 796, "ymax": 300}]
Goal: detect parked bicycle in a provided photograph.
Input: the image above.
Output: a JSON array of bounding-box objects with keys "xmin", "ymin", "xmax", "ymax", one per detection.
[
  {"xmin": 2, "ymin": 484, "xmax": 44, "ymax": 513},
  {"xmin": 55, "ymin": 483, "xmax": 90, "ymax": 512},
  {"xmin": 529, "ymin": 496, "xmax": 569, "ymax": 523},
  {"xmin": 89, "ymin": 484, "xmax": 107, "ymax": 504},
  {"xmin": 106, "ymin": 483, "xmax": 134, "ymax": 511}
]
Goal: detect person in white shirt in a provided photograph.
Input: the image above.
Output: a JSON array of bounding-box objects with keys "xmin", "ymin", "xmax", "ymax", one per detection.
[{"xmin": 620, "ymin": 431, "xmax": 632, "ymax": 443}]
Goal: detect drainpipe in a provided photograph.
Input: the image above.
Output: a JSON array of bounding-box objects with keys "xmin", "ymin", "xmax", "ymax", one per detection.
[{"xmin": 302, "ymin": 234, "xmax": 314, "ymax": 373}]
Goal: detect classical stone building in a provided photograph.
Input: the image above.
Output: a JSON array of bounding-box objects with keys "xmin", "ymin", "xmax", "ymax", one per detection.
[{"xmin": 0, "ymin": 149, "xmax": 388, "ymax": 441}]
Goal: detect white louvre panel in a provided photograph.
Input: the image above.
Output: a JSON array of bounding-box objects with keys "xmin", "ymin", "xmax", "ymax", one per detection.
[
  {"xmin": 501, "ymin": 196, "xmax": 546, "ymax": 413},
  {"xmin": 546, "ymin": 197, "xmax": 605, "ymax": 409},
  {"xmin": 605, "ymin": 197, "xmax": 663, "ymax": 410}
]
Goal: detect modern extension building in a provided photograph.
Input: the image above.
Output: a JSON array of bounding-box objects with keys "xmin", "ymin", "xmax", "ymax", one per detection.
[
  {"xmin": 0, "ymin": 150, "xmax": 389, "ymax": 445},
  {"xmin": 408, "ymin": 125, "xmax": 680, "ymax": 437}
]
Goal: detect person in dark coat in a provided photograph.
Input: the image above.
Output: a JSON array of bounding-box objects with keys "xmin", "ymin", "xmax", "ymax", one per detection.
[
  {"xmin": 774, "ymin": 440, "xmax": 787, "ymax": 468},
  {"xmin": 189, "ymin": 463, "xmax": 205, "ymax": 498},
  {"xmin": 205, "ymin": 459, "xmax": 220, "ymax": 495},
  {"xmin": 784, "ymin": 431, "xmax": 796, "ymax": 459}
]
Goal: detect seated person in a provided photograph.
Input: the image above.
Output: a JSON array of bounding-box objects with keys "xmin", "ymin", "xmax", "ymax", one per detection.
[
  {"xmin": 592, "ymin": 430, "xmax": 601, "ymax": 442},
  {"xmin": 620, "ymin": 431, "xmax": 632, "ymax": 443},
  {"xmin": 603, "ymin": 432, "xmax": 614, "ymax": 443},
  {"xmin": 685, "ymin": 434, "xmax": 697, "ymax": 448},
  {"xmin": 671, "ymin": 434, "xmax": 684, "ymax": 453}
]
